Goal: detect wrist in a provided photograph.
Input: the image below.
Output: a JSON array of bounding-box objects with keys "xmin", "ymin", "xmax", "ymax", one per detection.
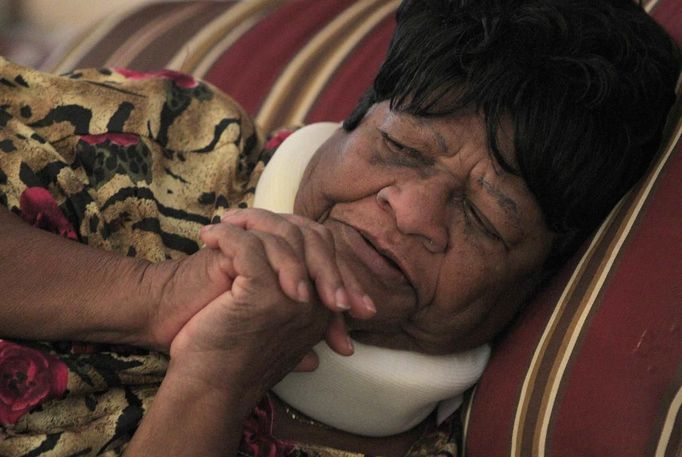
[
  {"xmin": 166, "ymin": 351, "xmax": 265, "ymax": 418},
  {"xmin": 126, "ymin": 354, "xmax": 251, "ymax": 457},
  {"xmin": 132, "ymin": 259, "xmax": 177, "ymax": 351},
  {"xmin": 72, "ymin": 253, "xmax": 160, "ymax": 348}
]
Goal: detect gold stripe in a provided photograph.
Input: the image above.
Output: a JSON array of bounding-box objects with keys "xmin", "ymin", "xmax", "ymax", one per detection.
[
  {"xmin": 190, "ymin": 18, "xmax": 261, "ymax": 78},
  {"xmin": 255, "ymin": 0, "xmax": 386, "ymax": 130},
  {"xmin": 655, "ymin": 385, "xmax": 682, "ymax": 457},
  {"xmin": 284, "ymin": 0, "xmax": 399, "ymax": 126},
  {"xmin": 492, "ymin": 3, "xmax": 674, "ymax": 453},
  {"xmin": 47, "ymin": 5, "xmax": 148, "ymax": 73},
  {"xmin": 645, "ymin": 0, "xmax": 662, "ymax": 14},
  {"xmin": 534, "ymin": 119, "xmax": 682, "ymax": 457},
  {"xmin": 510, "ymin": 207, "xmax": 615, "ymax": 457},
  {"xmin": 512, "ymin": 110, "xmax": 682, "ymax": 457},
  {"xmin": 531, "ymin": 197, "xmax": 631, "ymax": 454},
  {"xmin": 104, "ymin": 3, "xmax": 206, "ymax": 68},
  {"xmin": 166, "ymin": 0, "xmax": 281, "ymax": 74},
  {"xmin": 461, "ymin": 386, "xmax": 477, "ymax": 457}
]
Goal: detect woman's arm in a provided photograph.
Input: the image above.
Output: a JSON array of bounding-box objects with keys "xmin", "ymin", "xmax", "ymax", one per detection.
[
  {"xmin": 0, "ymin": 204, "xmax": 373, "ymax": 354},
  {"xmin": 0, "ymin": 206, "xmax": 158, "ymax": 346},
  {"xmin": 124, "ymin": 356, "xmax": 251, "ymax": 457},
  {"xmin": 0, "ymin": 206, "xmax": 237, "ymax": 351}
]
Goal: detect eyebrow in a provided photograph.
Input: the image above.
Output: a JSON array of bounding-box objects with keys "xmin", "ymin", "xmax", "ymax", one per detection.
[
  {"xmin": 427, "ymin": 126, "xmax": 449, "ymax": 156},
  {"xmin": 477, "ymin": 176, "xmax": 521, "ymax": 227},
  {"xmin": 401, "ymin": 115, "xmax": 450, "ymax": 156}
]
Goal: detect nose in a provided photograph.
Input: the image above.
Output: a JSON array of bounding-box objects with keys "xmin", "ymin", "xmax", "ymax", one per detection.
[{"xmin": 376, "ymin": 177, "xmax": 450, "ymax": 252}]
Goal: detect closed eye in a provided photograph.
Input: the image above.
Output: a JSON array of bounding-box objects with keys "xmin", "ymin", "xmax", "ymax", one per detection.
[
  {"xmin": 462, "ymin": 198, "xmax": 507, "ymax": 247},
  {"xmin": 379, "ymin": 130, "xmax": 434, "ymax": 167}
]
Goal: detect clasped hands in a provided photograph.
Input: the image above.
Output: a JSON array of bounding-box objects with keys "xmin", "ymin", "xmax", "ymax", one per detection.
[{"xmin": 143, "ymin": 208, "xmax": 376, "ymax": 399}]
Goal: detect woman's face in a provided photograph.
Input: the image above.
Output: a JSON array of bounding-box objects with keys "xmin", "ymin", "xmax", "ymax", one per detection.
[{"xmin": 294, "ymin": 102, "xmax": 554, "ymax": 354}]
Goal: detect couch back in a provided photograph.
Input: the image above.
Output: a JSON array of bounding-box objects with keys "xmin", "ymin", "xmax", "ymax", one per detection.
[{"xmin": 44, "ymin": 1, "xmax": 682, "ymax": 456}]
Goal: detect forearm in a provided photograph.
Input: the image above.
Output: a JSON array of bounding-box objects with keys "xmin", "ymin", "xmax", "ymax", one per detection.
[
  {"xmin": 125, "ymin": 357, "xmax": 253, "ymax": 457},
  {"xmin": 0, "ymin": 207, "xmax": 160, "ymax": 346}
]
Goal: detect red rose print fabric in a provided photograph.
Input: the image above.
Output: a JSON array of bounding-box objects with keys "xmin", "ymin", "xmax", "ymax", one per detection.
[
  {"xmin": 241, "ymin": 397, "xmax": 297, "ymax": 457},
  {"xmin": 0, "ymin": 340, "xmax": 68, "ymax": 425},
  {"xmin": 0, "ymin": 57, "xmax": 265, "ymax": 455},
  {"xmin": 19, "ymin": 187, "xmax": 78, "ymax": 241}
]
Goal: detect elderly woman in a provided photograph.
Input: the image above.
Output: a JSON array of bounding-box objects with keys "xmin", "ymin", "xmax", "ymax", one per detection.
[{"xmin": 0, "ymin": 0, "xmax": 678, "ymax": 456}]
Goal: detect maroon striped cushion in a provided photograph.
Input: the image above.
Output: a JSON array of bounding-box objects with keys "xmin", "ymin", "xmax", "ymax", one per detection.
[
  {"xmin": 45, "ymin": 1, "xmax": 681, "ymax": 455},
  {"xmin": 464, "ymin": 117, "xmax": 682, "ymax": 457},
  {"xmin": 46, "ymin": 0, "xmax": 396, "ymax": 133}
]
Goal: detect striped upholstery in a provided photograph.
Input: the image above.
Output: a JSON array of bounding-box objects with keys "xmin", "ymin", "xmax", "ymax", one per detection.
[
  {"xmin": 44, "ymin": 0, "xmax": 397, "ymax": 133},
  {"xmin": 43, "ymin": 1, "xmax": 681, "ymax": 456},
  {"xmin": 463, "ymin": 106, "xmax": 682, "ymax": 457}
]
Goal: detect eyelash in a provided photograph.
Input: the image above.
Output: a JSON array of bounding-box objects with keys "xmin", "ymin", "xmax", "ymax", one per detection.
[
  {"xmin": 461, "ymin": 198, "xmax": 505, "ymax": 244},
  {"xmin": 380, "ymin": 131, "xmax": 432, "ymax": 167}
]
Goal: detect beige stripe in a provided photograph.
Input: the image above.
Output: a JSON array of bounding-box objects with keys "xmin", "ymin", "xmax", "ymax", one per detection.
[
  {"xmin": 104, "ymin": 3, "xmax": 205, "ymax": 68},
  {"xmin": 284, "ymin": 0, "xmax": 399, "ymax": 125},
  {"xmin": 645, "ymin": 0, "xmax": 661, "ymax": 14},
  {"xmin": 510, "ymin": 206, "xmax": 614, "ymax": 457},
  {"xmin": 255, "ymin": 0, "xmax": 385, "ymax": 130},
  {"xmin": 655, "ymin": 385, "xmax": 682, "ymax": 457},
  {"xmin": 535, "ymin": 120, "xmax": 682, "ymax": 457},
  {"xmin": 530, "ymin": 196, "xmax": 633, "ymax": 454},
  {"xmin": 47, "ymin": 5, "xmax": 148, "ymax": 73},
  {"xmin": 166, "ymin": 0, "xmax": 280, "ymax": 73},
  {"xmin": 512, "ymin": 114, "xmax": 682, "ymax": 457},
  {"xmin": 461, "ymin": 386, "xmax": 477, "ymax": 457},
  {"xmin": 190, "ymin": 18, "xmax": 261, "ymax": 78}
]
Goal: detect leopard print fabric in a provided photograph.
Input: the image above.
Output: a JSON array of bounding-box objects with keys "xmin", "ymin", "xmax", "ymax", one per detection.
[
  {"xmin": 0, "ymin": 57, "xmax": 461, "ymax": 457},
  {"xmin": 0, "ymin": 57, "xmax": 264, "ymax": 456}
]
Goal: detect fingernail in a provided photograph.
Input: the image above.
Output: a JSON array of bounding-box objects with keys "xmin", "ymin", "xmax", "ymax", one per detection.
[
  {"xmin": 363, "ymin": 295, "xmax": 376, "ymax": 314},
  {"xmin": 200, "ymin": 224, "xmax": 214, "ymax": 233},
  {"xmin": 345, "ymin": 335, "xmax": 354, "ymax": 353},
  {"xmin": 297, "ymin": 281, "xmax": 311, "ymax": 303},
  {"xmin": 335, "ymin": 288, "xmax": 351, "ymax": 311}
]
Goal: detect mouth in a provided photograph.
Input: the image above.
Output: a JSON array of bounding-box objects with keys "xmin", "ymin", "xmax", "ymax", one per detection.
[
  {"xmin": 357, "ymin": 231, "xmax": 405, "ymax": 275},
  {"xmin": 336, "ymin": 221, "xmax": 412, "ymax": 287}
]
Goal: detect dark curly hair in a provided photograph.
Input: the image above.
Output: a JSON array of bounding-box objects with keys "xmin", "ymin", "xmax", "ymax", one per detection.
[{"xmin": 343, "ymin": 0, "xmax": 680, "ymax": 268}]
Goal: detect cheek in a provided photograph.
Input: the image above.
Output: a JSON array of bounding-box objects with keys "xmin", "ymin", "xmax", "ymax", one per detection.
[
  {"xmin": 410, "ymin": 253, "xmax": 511, "ymax": 342},
  {"xmin": 319, "ymin": 156, "xmax": 393, "ymax": 212}
]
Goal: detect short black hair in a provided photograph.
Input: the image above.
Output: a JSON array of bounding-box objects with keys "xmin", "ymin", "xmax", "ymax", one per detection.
[{"xmin": 344, "ymin": 0, "xmax": 680, "ymax": 268}]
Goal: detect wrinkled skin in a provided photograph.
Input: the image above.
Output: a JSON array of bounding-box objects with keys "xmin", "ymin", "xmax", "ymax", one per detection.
[{"xmin": 294, "ymin": 102, "xmax": 555, "ymax": 354}]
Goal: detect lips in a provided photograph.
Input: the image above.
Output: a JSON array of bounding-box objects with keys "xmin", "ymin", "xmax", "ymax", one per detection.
[{"xmin": 330, "ymin": 219, "xmax": 410, "ymax": 286}]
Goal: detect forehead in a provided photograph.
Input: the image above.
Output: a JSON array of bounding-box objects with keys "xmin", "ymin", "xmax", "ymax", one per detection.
[{"xmin": 379, "ymin": 105, "xmax": 517, "ymax": 169}]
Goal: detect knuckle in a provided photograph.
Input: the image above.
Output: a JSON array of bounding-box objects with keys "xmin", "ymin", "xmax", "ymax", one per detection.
[
  {"xmin": 250, "ymin": 208, "xmax": 271, "ymax": 220},
  {"xmin": 274, "ymin": 237, "xmax": 301, "ymax": 262},
  {"xmin": 242, "ymin": 232, "xmax": 265, "ymax": 251},
  {"xmin": 283, "ymin": 223, "xmax": 304, "ymax": 244},
  {"xmin": 313, "ymin": 225, "xmax": 334, "ymax": 244}
]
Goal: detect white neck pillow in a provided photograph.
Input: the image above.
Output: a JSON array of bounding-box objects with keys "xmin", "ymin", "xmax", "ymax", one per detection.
[{"xmin": 254, "ymin": 123, "xmax": 490, "ymax": 437}]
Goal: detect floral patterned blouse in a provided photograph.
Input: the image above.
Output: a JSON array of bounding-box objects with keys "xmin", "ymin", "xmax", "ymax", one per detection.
[{"xmin": 0, "ymin": 57, "xmax": 462, "ymax": 457}]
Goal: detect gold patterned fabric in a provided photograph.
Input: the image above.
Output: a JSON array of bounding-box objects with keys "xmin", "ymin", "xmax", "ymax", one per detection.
[
  {"xmin": 0, "ymin": 58, "xmax": 461, "ymax": 456},
  {"xmin": 0, "ymin": 56, "xmax": 261, "ymax": 455}
]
